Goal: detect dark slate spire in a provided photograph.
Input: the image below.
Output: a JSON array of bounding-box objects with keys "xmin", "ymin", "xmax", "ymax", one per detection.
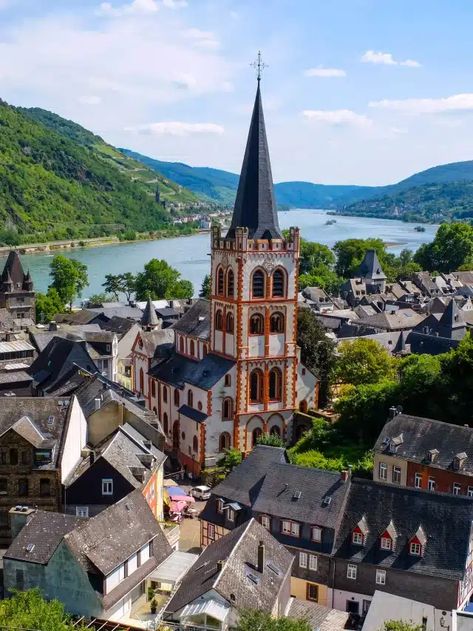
[
  {"xmin": 226, "ymin": 83, "xmax": 281, "ymax": 240},
  {"xmin": 1, "ymin": 250, "xmax": 25, "ymax": 287},
  {"xmin": 357, "ymin": 249, "xmax": 386, "ymax": 281},
  {"xmin": 436, "ymin": 298, "xmax": 466, "ymax": 339},
  {"xmin": 141, "ymin": 296, "xmax": 159, "ymax": 330}
]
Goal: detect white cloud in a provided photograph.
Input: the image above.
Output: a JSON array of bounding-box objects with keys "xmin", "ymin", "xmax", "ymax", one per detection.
[
  {"xmin": 303, "ymin": 109, "xmax": 372, "ymax": 128},
  {"xmin": 183, "ymin": 28, "xmax": 219, "ymax": 50},
  {"xmin": 304, "ymin": 67, "xmax": 346, "ymax": 78},
  {"xmin": 369, "ymin": 93, "xmax": 473, "ymax": 114},
  {"xmin": 126, "ymin": 121, "xmax": 225, "ymax": 136},
  {"xmin": 79, "ymin": 95, "xmax": 102, "ymax": 105},
  {"xmin": 97, "ymin": 0, "xmax": 159, "ymax": 17},
  {"xmin": 162, "ymin": 0, "xmax": 187, "ymax": 7},
  {"xmin": 361, "ymin": 50, "xmax": 421, "ymax": 67}
]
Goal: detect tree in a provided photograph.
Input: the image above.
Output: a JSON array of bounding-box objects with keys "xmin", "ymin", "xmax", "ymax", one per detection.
[
  {"xmin": 414, "ymin": 222, "xmax": 473, "ymax": 273},
  {"xmin": 35, "ymin": 288, "xmax": 65, "ymax": 323},
  {"xmin": 383, "ymin": 621, "xmax": 422, "ymax": 631},
  {"xmin": 135, "ymin": 259, "xmax": 193, "ymax": 300},
  {"xmin": 297, "ymin": 308, "xmax": 335, "ymax": 407},
  {"xmin": 236, "ymin": 610, "xmax": 311, "ymax": 631},
  {"xmin": 333, "ymin": 338, "xmax": 397, "ymax": 387},
  {"xmin": 257, "ymin": 433, "xmax": 285, "ymax": 447},
  {"xmin": 102, "ymin": 272, "xmax": 136, "ymax": 302},
  {"xmin": 200, "ymin": 274, "xmax": 211, "ymax": 298},
  {"xmin": 102, "ymin": 273, "xmax": 122, "ymax": 300},
  {"xmin": 0, "ymin": 588, "xmax": 80, "ymax": 631},
  {"xmin": 49, "ymin": 255, "xmax": 88, "ymax": 310},
  {"xmin": 333, "ymin": 238, "xmax": 386, "ymax": 278},
  {"xmin": 300, "ymin": 239, "xmax": 336, "ymax": 275},
  {"xmin": 218, "ymin": 448, "xmax": 242, "ymax": 473},
  {"xmin": 85, "ymin": 292, "xmax": 113, "ymax": 307}
]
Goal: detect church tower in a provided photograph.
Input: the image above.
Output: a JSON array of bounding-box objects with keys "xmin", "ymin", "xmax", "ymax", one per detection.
[{"xmin": 210, "ymin": 76, "xmax": 301, "ymax": 451}]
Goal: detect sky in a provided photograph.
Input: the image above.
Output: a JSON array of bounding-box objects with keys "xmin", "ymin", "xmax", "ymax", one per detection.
[{"xmin": 2, "ymin": 0, "xmax": 473, "ymax": 185}]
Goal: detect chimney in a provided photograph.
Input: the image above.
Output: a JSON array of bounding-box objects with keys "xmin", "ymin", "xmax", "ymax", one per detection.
[
  {"xmin": 388, "ymin": 406, "xmax": 399, "ymax": 420},
  {"xmin": 257, "ymin": 540, "xmax": 265, "ymax": 573},
  {"xmin": 48, "ymin": 321, "xmax": 58, "ymax": 331},
  {"xmin": 216, "ymin": 560, "xmax": 224, "ymax": 572},
  {"xmin": 9, "ymin": 506, "xmax": 36, "ymax": 540},
  {"xmin": 340, "ymin": 470, "xmax": 350, "ymax": 482}
]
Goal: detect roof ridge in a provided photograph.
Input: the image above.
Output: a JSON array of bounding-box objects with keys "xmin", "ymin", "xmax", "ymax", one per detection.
[{"xmin": 213, "ymin": 519, "xmax": 254, "ymax": 593}]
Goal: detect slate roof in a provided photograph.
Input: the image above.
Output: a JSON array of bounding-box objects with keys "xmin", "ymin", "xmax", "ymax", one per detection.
[
  {"xmin": 226, "ymin": 84, "xmax": 282, "ymax": 240},
  {"xmin": 88, "ymin": 304, "xmax": 144, "ymax": 321},
  {"xmin": 166, "ymin": 518, "xmax": 293, "ymax": 614},
  {"xmin": 171, "ymin": 299, "xmax": 210, "ymax": 340},
  {"xmin": 141, "ymin": 297, "xmax": 159, "ymax": 328},
  {"xmin": 287, "ymin": 600, "xmax": 349, "ymax": 631},
  {"xmin": 334, "ymin": 478, "xmax": 473, "ymax": 580},
  {"xmin": 374, "ymin": 413, "xmax": 473, "ymax": 476},
  {"xmin": 436, "ymin": 298, "xmax": 466, "ymax": 337},
  {"xmin": 407, "ymin": 331, "xmax": 460, "ymax": 355},
  {"xmin": 55, "ymin": 310, "xmax": 101, "ymax": 325},
  {"xmin": 357, "ymin": 249, "xmax": 386, "ymax": 281},
  {"xmin": 178, "ymin": 404, "xmax": 208, "ymax": 423},
  {"xmin": 356, "ymin": 308, "xmax": 424, "ymax": 331},
  {"xmin": 1, "ymin": 251, "xmax": 26, "ymax": 287},
  {"xmin": 4, "ymin": 511, "xmax": 82, "ymax": 565},
  {"xmin": 136, "ymin": 328, "xmax": 174, "ymax": 359},
  {"xmin": 150, "ymin": 350, "xmax": 234, "ymax": 390},
  {"xmin": 99, "ymin": 315, "xmax": 136, "ymax": 336}
]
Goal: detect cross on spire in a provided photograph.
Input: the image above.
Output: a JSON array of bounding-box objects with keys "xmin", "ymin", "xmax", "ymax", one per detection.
[{"xmin": 251, "ymin": 50, "xmax": 267, "ymax": 83}]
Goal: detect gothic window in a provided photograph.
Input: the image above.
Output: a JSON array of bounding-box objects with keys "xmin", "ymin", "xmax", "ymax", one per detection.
[
  {"xmin": 215, "ymin": 309, "xmax": 223, "ymax": 331},
  {"xmin": 226, "ymin": 312, "xmax": 234, "ymax": 333},
  {"xmin": 174, "ymin": 389, "xmax": 180, "ymax": 406},
  {"xmin": 190, "ymin": 340, "xmax": 195, "ymax": 356},
  {"xmin": 250, "ymin": 369, "xmax": 264, "ymax": 403},
  {"xmin": 270, "ymin": 425, "xmax": 281, "ymax": 436},
  {"xmin": 217, "ymin": 267, "xmax": 225, "ymax": 296},
  {"xmin": 151, "ymin": 380, "xmax": 156, "ymax": 397},
  {"xmin": 139, "ymin": 368, "xmax": 144, "ymax": 394},
  {"xmin": 163, "ymin": 387, "xmax": 168, "ymax": 403},
  {"xmin": 270, "ymin": 312, "xmax": 284, "ymax": 333},
  {"xmin": 179, "ymin": 337, "xmax": 185, "ymax": 353},
  {"xmin": 188, "ymin": 389, "xmax": 194, "ymax": 407},
  {"xmin": 219, "ymin": 432, "xmax": 231, "ymax": 451},
  {"xmin": 193, "ymin": 436, "xmax": 198, "ymax": 453},
  {"xmin": 163, "ymin": 412, "xmax": 169, "ymax": 434},
  {"xmin": 252, "ymin": 427, "xmax": 263, "ymax": 447},
  {"xmin": 227, "ymin": 269, "xmax": 235, "ymax": 297},
  {"xmin": 249, "ymin": 313, "xmax": 264, "ymax": 335},
  {"xmin": 269, "ymin": 368, "xmax": 282, "ymax": 400},
  {"xmin": 222, "ymin": 398, "xmax": 233, "ymax": 420},
  {"xmin": 252, "ymin": 269, "xmax": 266, "ymax": 298},
  {"xmin": 272, "ymin": 268, "xmax": 286, "ymax": 297}
]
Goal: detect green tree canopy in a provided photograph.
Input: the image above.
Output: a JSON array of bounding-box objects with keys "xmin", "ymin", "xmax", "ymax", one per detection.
[
  {"xmin": 300, "ymin": 239, "xmax": 336, "ymax": 274},
  {"xmin": 383, "ymin": 621, "xmax": 423, "ymax": 631},
  {"xmin": 333, "ymin": 237, "xmax": 387, "ymax": 278},
  {"xmin": 414, "ymin": 222, "xmax": 473, "ymax": 272},
  {"xmin": 217, "ymin": 447, "xmax": 243, "ymax": 473},
  {"xmin": 49, "ymin": 255, "xmax": 88, "ymax": 310},
  {"xmin": 135, "ymin": 259, "xmax": 193, "ymax": 300},
  {"xmin": 333, "ymin": 338, "xmax": 397, "ymax": 386},
  {"xmin": 236, "ymin": 610, "xmax": 312, "ymax": 631},
  {"xmin": 0, "ymin": 589, "xmax": 81, "ymax": 631},
  {"xmin": 35, "ymin": 288, "xmax": 65, "ymax": 323},
  {"xmin": 200, "ymin": 273, "xmax": 211, "ymax": 298},
  {"xmin": 102, "ymin": 272, "xmax": 136, "ymax": 302}
]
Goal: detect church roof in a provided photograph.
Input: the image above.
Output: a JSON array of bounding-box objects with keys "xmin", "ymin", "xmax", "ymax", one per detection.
[
  {"xmin": 1, "ymin": 251, "xmax": 26, "ymax": 287},
  {"xmin": 357, "ymin": 249, "xmax": 386, "ymax": 281},
  {"xmin": 141, "ymin": 296, "xmax": 159, "ymax": 328},
  {"xmin": 226, "ymin": 83, "xmax": 281, "ymax": 240},
  {"xmin": 436, "ymin": 298, "xmax": 466, "ymax": 336}
]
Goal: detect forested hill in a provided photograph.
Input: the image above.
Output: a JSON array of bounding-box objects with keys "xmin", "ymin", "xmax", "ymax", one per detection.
[{"xmin": 0, "ymin": 102, "xmax": 198, "ymax": 245}]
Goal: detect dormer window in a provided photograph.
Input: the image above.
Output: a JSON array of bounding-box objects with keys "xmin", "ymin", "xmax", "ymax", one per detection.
[
  {"xmin": 410, "ymin": 542, "xmax": 422, "ymax": 556},
  {"xmin": 216, "ymin": 498, "xmax": 224, "ymax": 514},
  {"xmin": 453, "ymin": 452, "xmax": 467, "ymax": 471},
  {"xmin": 352, "ymin": 516, "xmax": 368, "ymax": 546},
  {"xmin": 388, "ymin": 433, "xmax": 403, "ymax": 454},
  {"xmin": 409, "ymin": 526, "xmax": 427, "ymax": 557},
  {"xmin": 352, "ymin": 531, "xmax": 364, "ymax": 545},
  {"xmin": 311, "ymin": 526, "xmax": 322, "ymax": 542},
  {"xmin": 380, "ymin": 520, "xmax": 396, "ymax": 551},
  {"xmin": 427, "ymin": 449, "xmax": 439, "ymax": 464},
  {"xmin": 380, "ymin": 536, "xmax": 392, "ymax": 551}
]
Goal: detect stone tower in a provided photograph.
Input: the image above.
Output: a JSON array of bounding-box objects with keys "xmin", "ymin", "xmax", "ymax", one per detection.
[{"xmin": 0, "ymin": 251, "xmax": 35, "ymax": 328}]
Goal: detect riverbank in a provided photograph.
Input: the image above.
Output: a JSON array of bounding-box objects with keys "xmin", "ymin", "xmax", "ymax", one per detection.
[{"xmin": 327, "ymin": 210, "xmax": 435, "ymax": 224}]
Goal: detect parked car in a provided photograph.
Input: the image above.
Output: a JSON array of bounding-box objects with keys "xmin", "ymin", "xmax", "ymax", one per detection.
[{"xmin": 191, "ymin": 485, "xmax": 211, "ymax": 500}]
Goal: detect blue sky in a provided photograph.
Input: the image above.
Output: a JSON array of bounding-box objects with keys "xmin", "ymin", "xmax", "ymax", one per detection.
[{"xmin": 2, "ymin": 0, "xmax": 473, "ymax": 184}]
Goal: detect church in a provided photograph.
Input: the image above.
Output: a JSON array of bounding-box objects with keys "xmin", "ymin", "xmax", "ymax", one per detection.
[{"xmin": 132, "ymin": 79, "xmax": 317, "ymax": 476}]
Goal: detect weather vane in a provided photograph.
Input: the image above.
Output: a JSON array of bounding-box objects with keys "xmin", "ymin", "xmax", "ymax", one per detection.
[{"xmin": 251, "ymin": 51, "xmax": 267, "ymax": 83}]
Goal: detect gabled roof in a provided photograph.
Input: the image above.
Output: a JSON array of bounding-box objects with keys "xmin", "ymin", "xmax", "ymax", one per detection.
[
  {"xmin": 226, "ymin": 84, "xmax": 281, "ymax": 240},
  {"xmin": 150, "ymin": 350, "xmax": 234, "ymax": 390},
  {"xmin": 436, "ymin": 298, "xmax": 466, "ymax": 337},
  {"xmin": 374, "ymin": 413, "xmax": 473, "ymax": 475},
  {"xmin": 356, "ymin": 308, "xmax": 424, "ymax": 331},
  {"xmin": 357, "ymin": 249, "xmax": 386, "ymax": 281},
  {"xmin": 166, "ymin": 518, "xmax": 293, "ymax": 614},
  {"xmin": 1, "ymin": 251, "xmax": 26, "ymax": 287},
  {"xmin": 171, "ymin": 299, "xmax": 210, "ymax": 340}
]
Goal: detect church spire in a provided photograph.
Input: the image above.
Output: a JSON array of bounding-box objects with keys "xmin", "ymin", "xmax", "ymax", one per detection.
[{"xmin": 226, "ymin": 61, "xmax": 281, "ymax": 240}]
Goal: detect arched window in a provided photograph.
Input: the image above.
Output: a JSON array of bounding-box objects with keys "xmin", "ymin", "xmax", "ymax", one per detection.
[
  {"xmin": 269, "ymin": 368, "xmax": 282, "ymax": 400},
  {"xmin": 215, "ymin": 309, "xmax": 223, "ymax": 331},
  {"xmin": 193, "ymin": 436, "xmax": 198, "ymax": 453},
  {"xmin": 252, "ymin": 427, "xmax": 263, "ymax": 447},
  {"xmin": 190, "ymin": 340, "xmax": 195, "ymax": 356},
  {"xmin": 139, "ymin": 368, "xmax": 144, "ymax": 393},
  {"xmin": 272, "ymin": 268, "xmax": 286, "ymax": 297},
  {"xmin": 174, "ymin": 389, "xmax": 180, "ymax": 406},
  {"xmin": 179, "ymin": 337, "xmax": 184, "ymax": 353},
  {"xmin": 226, "ymin": 312, "xmax": 234, "ymax": 333},
  {"xmin": 227, "ymin": 269, "xmax": 235, "ymax": 297},
  {"xmin": 188, "ymin": 389, "xmax": 193, "ymax": 407},
  {"xmin": 219, "ymin": 432, "xmax": 231, "ymax": 451},
  {"xmin": 172, "ymin": 421, "xmax": 179, "ymax": 450},
  {"xmin": 151, "ymin": 380, "xmax": 156, "ymax": 397},
  {"xmin": 249, "ymin": 313, "xmax": 264, "ymax": 335},
  {"xmin": 250, "ymin": 369, "xmax": 264, "ymax": 403},
  {"xmin": 270, "ymin": 425, "xmax": 281, "ymax": 436},
  {"xmin": 163, "ymin": 412, "xmax": 168, "ymax": 434},
  {"xmin": 163, "ymin": 387, "xmax": 168, "ymax": 403},
  {"xmin": 222, "ymin": 398, "xmax": 233, "ymax": 420},
  {"xmin": 252, "ymin": 269, "xmax": 265, "ymax": 298},
  {"xmin": 270, "ymin": 312, "xmax": 285, "ymax": 333},
  {"xmin": 203, "ymin": 344, "xmax": 208, "ymax": 356},
  {"xmin": 217, "ymin": 267, "xmax": 225, "ymax": 296}
]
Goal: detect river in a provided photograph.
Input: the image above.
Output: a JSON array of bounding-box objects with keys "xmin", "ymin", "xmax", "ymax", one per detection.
[{"xmin": 3, "ymin": 210, "xmax": 438, "ymax": 299}]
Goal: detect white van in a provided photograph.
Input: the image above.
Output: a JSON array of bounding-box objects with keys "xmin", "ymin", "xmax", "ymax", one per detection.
[{"xmin": 191, "ymin": 485, "xmax": 211, "ymax": 500}]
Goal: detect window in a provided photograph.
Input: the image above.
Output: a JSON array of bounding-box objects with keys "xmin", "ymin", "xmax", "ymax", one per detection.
[
  {"xmin": 226, "ymin": 312, "xmax": 234, "ymax": 333},
  {"xmin": 0, "ymin": 479, "xmax": 7, "ymax": 494},
  {"xmin": 410, "ymin": 542, "xmax": 422, "ymax": 556},
  {"xmin": 281, "ymin": 520, "xmax": 300, "ymax": 537},
  {"xmin": 380, "ymin": 537, "xmax": 392, "ymax": 551},
  {"xmin": 215, "ymin": 309, "xmax": 223, "ymax": 331},
  {"xmin": 252, "ymin": 427, "xmax": 262, "ymax": 447},
  {"xmin": 312, "ymin": 526, "xmax": 322, "ymax": 542},
  {"xmin": 270, "ymin": 425, "xmax": 281, "ymax": 437},
  {"xmin": 39, "ymin": 479, "xmax": 51, "ymax": 497},
  {"xmin": 249, "ymin": 313, "xmax": 264, "ymax": 335},
  {"xmin": 217, "ymin": 498, "xmax": 224, "ymax": 514},
  {"xmin": 252, "ymin": 270, "xmax": 265, "ymax": 298},
  {"xmin": 224, "ymin": 374, "xmax": 231, "ymax": 387},
  {"xmin": 163, "ymin": 412, "xmax": 168, "ymax": 434},
  {"xmin": 260, "ymin": 515, "xmax": 271, "ymax": 530},
  {"xmin": 190, "ymin": 340, "xmax": 195, "ymax": 356},
  {"xmin": 179, "ymin": 337, "xmax": 184, "ymax": 353},
  {"xmin": 0, "ymin": 451, "xmax": 6, "ymax": 464},
  {"xmin": 378, "ymin": 462, "xmax": 387, "ymax": 480},
  {"xmin": 227, "ymin": 269, "xmax": 234, "ymax": 297},
  {"xmin": 352, "ymin": 531, "xmax": 364, "ymax": 545},
  {"xmin": 376, "ymin": 569, "xmax": 386, "ymax": 585},
  {"xmin": 219, "ymin": 432, "xmax": 231, "ymax": 452},
  {"xmin": 18, "ymin": 479, "xmax": 28, "ymax": 496},
  {"xmin": 174, "ymin": 389, "xmax": 180, "ymax": 406},
  {"xmin": 222, "ymin": 398, "xmax": 233, "ymax": 420},
  {"xmin": 347, "ymin": 564, "xmax": 357, "ymax": 580},
  {"xmin": 193, "ymin": 436, "xmax": 198, "ymax": 453},
  {"xmin": 21, "ymin": 451, "xmax": 29, "ymax": 465},
  {"xmin": 151, "ymin": 380, "xmax": 156, "ymax": 397},
  {"xmin": 428, "ymin": 477, "xmax": 435, "ymax": 492},
  {"xmin": 272, "ymin": 269, "xmax": 285, "ymax": 297},
  {"xmin": 9, "ymin": 448, "xmax": 18, "ymax": 465},
  {"xmin": 309, "ymin": 555, "xmax": 318, "ymax": 571},
  {"xmin": 453, "ymin": 483, "xmax": 461, "ymax": 495},
  {"xmin": 188, "ymin": 390, "xmax": 193, "ymax": 407},
  {"xmin": 139, "ymin": 367, "xmax": 144, "ymax": 393},
  {"xmin": 269, "ymin": 368, "xmax": 282, "ymax": 401},
  {"xmin": 270, "ymin": 312, "xmax": 284, "ymax": 333},
  {"xmin": 306, "ymin": 583, "xmax": 318, "ymax": 602},
  {"xmin": 102, "ymin": 479, "xmax": 113, "ymax": 495},
  {"xmin": 76, "ymin": 506, "xmax": 89, "ymax": 518},
  {"xmin": 299, "ymin": 552, "xmax": 308, "ymax": 568},
  {"xmin": 392, "ymin": 466, "xmax": 401, "ymax": 484},
  {"xmin": 227, "ymin": 508, "xmax": 235, "ymax": 522},
  {"xmin": 468, "ymin": 487, "xmax": 473, "ymax": 498},
  {"xmin": 249, "ymin": 369, "xmax": 263, "ymax": 403},
  {"xmin": 207, "ymin": 523, "xmax": 215, "ymax": 541},
  {"xmin": 414, "ymin": 473, "xmax": 422, "ymax": 489},
  {"xmin": 217, "ymin": 267, "xmax": 225, "ymax": 295},
  {"xmin": 163, "ymin": 387, "xmax": 168, "ymax": 403}
]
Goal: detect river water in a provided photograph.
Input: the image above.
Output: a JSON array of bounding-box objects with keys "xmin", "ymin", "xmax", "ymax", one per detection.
[{"xmin": 3, "ymin": 210, "xmax": 438, "ymax": 299}]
